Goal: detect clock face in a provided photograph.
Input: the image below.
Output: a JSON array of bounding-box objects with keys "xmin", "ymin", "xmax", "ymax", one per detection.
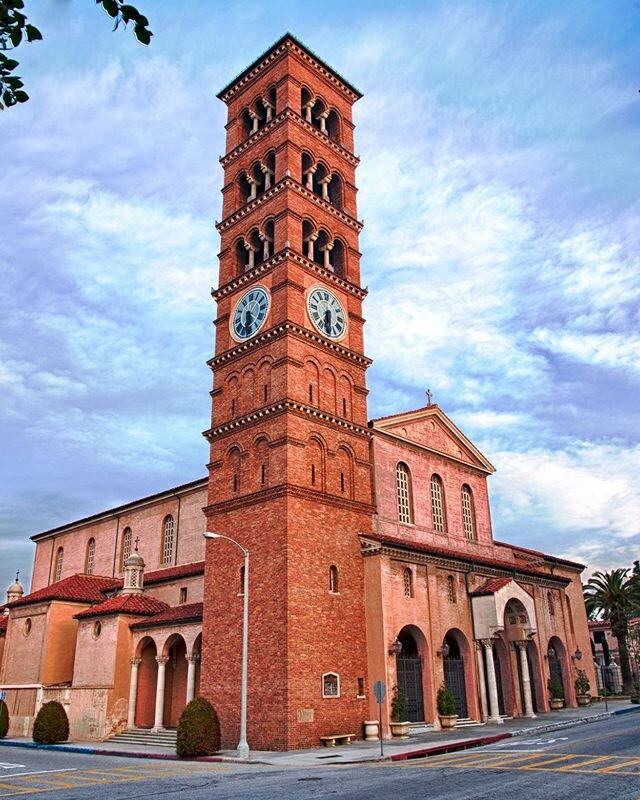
[
  {"xmin": 231, "ymin": 286, "xmax": 270, "ymax": 341},
  {"xmin": 307, "ymin": 287, "xmax": 347, "ymax": 340}
]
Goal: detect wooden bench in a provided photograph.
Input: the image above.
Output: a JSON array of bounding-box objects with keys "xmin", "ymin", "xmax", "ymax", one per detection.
[{"xmin": 320, "ymin": 733, "xmax": 356, "ymax": 747}]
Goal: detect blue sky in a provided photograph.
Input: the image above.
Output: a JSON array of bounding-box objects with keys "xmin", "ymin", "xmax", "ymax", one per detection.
[{"xmin": 2, "ymin": 0, "xmax": 639, "ymax": 594}]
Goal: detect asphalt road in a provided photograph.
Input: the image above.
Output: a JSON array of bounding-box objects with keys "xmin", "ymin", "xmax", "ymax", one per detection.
[{"xmin": 0, "ymin": 713, "xmax": 639, "ymax": 799}]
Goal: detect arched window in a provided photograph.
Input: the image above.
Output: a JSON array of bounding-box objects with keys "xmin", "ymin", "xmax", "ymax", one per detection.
[
  {"xmin": 396, "ymin": 462, "xmax": 413, "ymax": 524},
  {"xmin": 447, "ymin": 575, "xmax": 456, "ymax": 603},
  {"xmin": 461, "ymin": 484, "xmax": 476, "ymax": 540},
  {"xmin": 547, "ymin": 591, "xmax": 555, "ymax": 617},
  {"xmin": 85, "ymin": 538, "xmax": 95, "ymax": 575},
  {"xmin": 54, "ymin": 546, "xmax": 64, "ymax": 582},
  {"xmin": 431, "ymin": 474, "xmax": 446, "ymax": 533},
  {"xmin": 121, "ymin": 527, "xmax": 132, "ymax": 571},
  {"xmin": 403, "ymin": 568, "xmax": 413, "ymax": 598},
  {"xmin": 329, "ymin": 565, "xmax": 339, "ymax": 593},
  {"xmin": 162, "ymin": 515, "xmax": 175, "ymax": 565}
]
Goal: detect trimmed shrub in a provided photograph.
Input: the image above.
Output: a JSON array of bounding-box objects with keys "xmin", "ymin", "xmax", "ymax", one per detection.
[
  {"xmin": 0, "ymin": 700, "xmax": 9, "ymax": 738},
  {"xmin": 32, "ymin": 701, "xmax": 69, "ymax": 745},
  {"xmin": 437, "ymin": 683, "xmax": 457, "ymax": 716},
  {"xmin": 390, "ymin": 685, "xmax": 408, "ymax": 722},
  {"xmin": 176, "ymin": 697, "xmax": 221, "ymax": 758}
]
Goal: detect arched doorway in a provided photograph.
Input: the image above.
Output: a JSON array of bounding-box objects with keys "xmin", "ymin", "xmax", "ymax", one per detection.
[
  {"xmin": 135, "ymin": 637, "xmax": 157, "ymax": 728},
  {"xmin": 396, "ymin": 627, "xmax": 425, "ymax": 722},
  {"xmin": 444, "ymin": 632, "xmax": 468, "ymax": 718},
  {"xmin": 547, "ymin": 637, "xmax": 565, "ymax": 700},
  {"xmin": 163, "ymin": 635, "xmax": 188, "ymax": 728}
]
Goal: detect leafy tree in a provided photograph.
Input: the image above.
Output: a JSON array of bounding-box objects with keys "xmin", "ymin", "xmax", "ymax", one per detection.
[
  {"xmin": 0, "ymin": 1, "xmax": 151, "ymax": 110},
  {"xmin": 0, "ymin": 699, "xmax": 9, "ymax": 738},
  {"xmin": 584, "ymin": 568, "xmax": 640, "ymax": 693}
]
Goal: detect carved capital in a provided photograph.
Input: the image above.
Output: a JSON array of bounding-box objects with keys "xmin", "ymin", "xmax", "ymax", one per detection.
[
  {"xmin": 480, "ymin": 638, "xmax": 495, "ymax": 649},
  {"xmin": 130, "ymin": 657, "xmax": 142, "ymax": 667},
  {"xmin": 187, "ymin": 654, "xmax": 201, "ymax": 665},
  {"xmin": 156, "ymin": 655, "xmax": 169, "ymax": 666},
  {"xmin": 514, "ymin": 640, "xmax": 529, "ymax": 651}
]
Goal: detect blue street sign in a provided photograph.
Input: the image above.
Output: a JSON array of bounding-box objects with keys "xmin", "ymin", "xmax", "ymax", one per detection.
[{"xmin": 373, "ymin": 680, "xmax": 386, "ymax": 704}]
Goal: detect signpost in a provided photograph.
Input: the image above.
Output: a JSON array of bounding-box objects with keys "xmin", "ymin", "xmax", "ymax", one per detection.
[{"xmin": 373, "ymin": 680, "xmax": 386, "ymax": 758}]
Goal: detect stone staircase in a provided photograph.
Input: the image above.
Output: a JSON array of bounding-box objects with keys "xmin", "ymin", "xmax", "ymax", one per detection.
[{"xmin": 107, "ymin": 728, "xmax": 177, "ymax": 749}]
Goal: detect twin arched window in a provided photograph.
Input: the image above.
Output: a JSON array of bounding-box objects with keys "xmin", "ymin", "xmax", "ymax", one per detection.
[
  {"xmin": 85, "ymin": 538, "xmax": 95, "ymax": 575},
  {"xmin": 461, "ymin": 484, "xmax": 477, "ymax": 540},
  {"xmin": 396, "ymin": 462, "xmax": 413, "ymax": 524},
  {"xmin": 162, "ymin": 515, "xmax": 175, "ymax": 565}
]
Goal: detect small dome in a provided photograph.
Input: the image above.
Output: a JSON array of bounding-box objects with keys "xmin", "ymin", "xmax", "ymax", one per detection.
[
  {"xmin": 7, "ymin": 572, "xmax": 24, "ymax": 597},
  {"xmin": 124, "ymin": 551, "xmax": 145, "ymax": 569}
]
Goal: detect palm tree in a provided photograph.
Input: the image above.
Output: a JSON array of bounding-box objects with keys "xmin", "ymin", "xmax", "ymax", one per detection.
[{"xmin": 584, "ymin": 569, "xmax": 640, "ymax": 693}]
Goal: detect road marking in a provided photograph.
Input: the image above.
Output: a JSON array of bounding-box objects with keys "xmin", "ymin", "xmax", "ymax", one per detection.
[
  {"xmin": 0, "ymin": 769, "xmax": 78, "ymax": 780},
  {"xmin": 0, "ymin": 766, "xmax": 25, "ymax": 772}
]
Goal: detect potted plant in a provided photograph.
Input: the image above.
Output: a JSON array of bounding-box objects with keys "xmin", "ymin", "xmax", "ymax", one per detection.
[
  {"xmin": 437, "ymin": 683, "xmax": 457, "ymax": 729},
  {"xmin": 574, "ymin": 670, "xmax": 591, "ymax": 706},
  {"xmin": 548, "ymin": 677, "xmax": 564, "ymax": 709},
  {"xmin": 389, "ymin": 685, "xmax": 410, "ymax": 738}
]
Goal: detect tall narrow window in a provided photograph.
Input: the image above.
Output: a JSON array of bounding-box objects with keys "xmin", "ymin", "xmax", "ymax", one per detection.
[
  {"xmin": 329, "ymin": 565, "xmax": 339, "ymax": 593},
  {"xmin": 430, "ymin": 474, "xmax": 446, "ymax": 533},
  {"xmin": 162, "ymin": 515, "xmax": 174, "ymax": 565},
  {"xmin": 233, "ymin": 474, "xmax": 239, "ymax": 492},
  {"xmin": 309, "ymin": 384, "xmax": 314, "ymax": 403},
  {"xmin": 121, "ymin": 527, "xmax": 132, "ymax": 571},
  {"xmin": 340, "ymin": 472, "xmax": 345, "ymax": 494},
  {"xmin": 447, "ymin": 574, "xmax": 456, "ymax": 603},
  {"xmin": 260, "ymin": 464, "xmax": 266, "ymax": 485},
  {"xmin": 179, "ymin": 587, "xmax": 188, "ymax": 604},
  {"xmin": 396, "ymin": 462, "xmax": 413, "ymax": 524},
  {"xmin": 85, "ymin": 538, "xmax": 95, "ymax": 575},
  {"xmin": 311, "ymin": 463, "xmax": 316, "ymax": 485},
  {"xmin": 403, "ymin": 567, "xmax": 413, "ymax": 598},
  {"xmin": 461, "ymin": 484, "xmax": 476, "ymax": 540},
  {"xmin": 54, "ymin": 546, "xmax": 64, "ymax": 582}
]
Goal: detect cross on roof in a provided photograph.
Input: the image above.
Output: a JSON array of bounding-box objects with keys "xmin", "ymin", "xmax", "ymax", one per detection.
[
  {"xmin": 134, "ymin": 537, "xmax": 140, "ymax": 552},
  {"xmin": 426, "ymin": 388, "xmax": 433, "ymax": 406},
  {"xmin": 15, "ymin": 570, "xmax": 20, "ymax": 582}
]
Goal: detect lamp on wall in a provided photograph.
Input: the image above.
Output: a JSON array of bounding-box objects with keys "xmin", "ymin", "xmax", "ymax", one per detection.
[
  {"xmin": 572, "ymin": 647, "xmax": 583, "ymax": 662},
  {"xmin": 436, "ymin": 640, "xmax": 450, "ymax": 658},
  {"xmin": 389, "ymin": 639, "xmax": 403, "ymax": 656}
]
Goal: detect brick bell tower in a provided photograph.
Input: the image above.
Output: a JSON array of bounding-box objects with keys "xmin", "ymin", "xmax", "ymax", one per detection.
[{"xmin": 201, "ymin": 34, "xmax": 374, "ymax": 751}]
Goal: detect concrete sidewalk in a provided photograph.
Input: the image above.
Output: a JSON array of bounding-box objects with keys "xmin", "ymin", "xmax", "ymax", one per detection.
[{"xmin": 1, "ymin": 701, "xmax": 638, "ymax": 766}]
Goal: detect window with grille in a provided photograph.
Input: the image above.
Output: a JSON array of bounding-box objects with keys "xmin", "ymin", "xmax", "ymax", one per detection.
[
  {"xmin": 403, "ymin": 567, "xmax": 413, "ymax": 598},
  {"xmin": 447, "ymin": 574, "xmax": 456, "ymax": 603},
  {"xmin": 85, "ymin": 538, "xmax": 95, "ymax": 575},
  {"xmin": 461, "ymin": 484, "xmax": 476, "ymax": 540},
  {"xmin": 54, "ymin": 547, "xmax": 64, "ymax": 582},
  {"xmin": 162, "ymin": 515, "xmax": 174, "ymax": 565},
  {"xmin": 329, "ymin": 565, "xmax": 339, "ymax": 593},
  {"xmin": 121, "ymin": 527, "xmax": 132, "ymax": 570},
  {"xmin": 431, "ymin": 474, "xmax": 446, "ymax": 532},
  {"xmin": 396, "ymin": 462, "xmax": 412, "ymax": 524},
  {"xmin": 322, "ymin": 672, "xmax": 340, "ymax": 698}
]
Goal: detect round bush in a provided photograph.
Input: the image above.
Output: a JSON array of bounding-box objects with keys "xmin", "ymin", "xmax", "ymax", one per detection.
[
  {"xmin": 0, "ymin": 700, "xmax": 9, "ymax": 738},
  {"xmin": 176, "ymin": 697, "xmax": 221, "ymax": 758},
  {"xmin": 32, "ymin": 701, "xmax": 69, "ymax": 745}
]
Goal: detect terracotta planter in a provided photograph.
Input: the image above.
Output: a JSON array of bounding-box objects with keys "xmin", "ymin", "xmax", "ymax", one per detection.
[
  {"xmin": 390, "ymin": 721, "xmax": 410, "ymax": 738},
  {"xmin": 363, "ymin": 720, "xmax": 380, "ymax": 741},
  {"xmin": 549, "ymin": 698, "xmax": 564, "ymax": 710},
  {"xmin": 439, "ymin": 714, "xmax": 458, "ymax": 729},
  {"xmin": 576, "ymin": 694, "xmax": 590, "ymax": 707}
]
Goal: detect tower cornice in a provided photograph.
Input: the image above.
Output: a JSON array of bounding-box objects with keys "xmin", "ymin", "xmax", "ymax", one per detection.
[
  {"xmin": 216, "ymin": 176, "xmax": 363, "ymax": 234},
  {"xmin": 204, "ymin": 483, "xmax": 375, "ymax": 516},
  {"xmin": 220, "ymin": 108, "xmax": 360, "ymax": 169},
  {"xmin": 207, "ymin": 320, "xmax": 373, "ymax": 370},
  {"xmin": 212, "ymin": 247, "xmax": 367, "ymax": 301},
  {"xmin": 217, "ymin": 33, "xmax": 362, "ymax": 103}
]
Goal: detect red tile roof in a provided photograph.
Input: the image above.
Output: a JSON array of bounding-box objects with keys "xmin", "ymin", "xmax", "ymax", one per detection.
[
  {"xmin": 494, "ymin": 540, "xmax": 585, "ymax": 570},
  {"xmin": 0, "ymin": 616, "xmax": 7, "ymax": 634},
  {"xmin": 9, "ymin": 575, "xmax": 118, "ymax": 608},
  {"xmin": 130, "ymin": 602, "xmax": 203, "ymax": 630},
  {"xmin": 100, "ymin": 561, "xmax": 205, "ymax": 594},
  {"xmin": 470, "ymin": 578, "xmax": 513, "ymax": 596},
  {"xmin": 74, "ymin": 594, "xmax": 169, "ymax": 620},
  {"xmin": 360, "ymin": 532, "xmax": 570, "ymax": 583}
]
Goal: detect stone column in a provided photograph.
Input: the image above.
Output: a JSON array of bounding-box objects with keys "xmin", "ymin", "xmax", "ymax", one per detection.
[
  {"xmin": 318, "ymin": 176, "xmax": 331, "ymax": 201},
  {"xmin": 515, "ymin": 641, "xmax": 536, "ymax": 718},
  {"xmin": 247, "ymin": 176, "xmax": 259, "ymax": 201},
  {"xmin": 317, "ymin": 111, "xmax": 329, "ymax": 133},
  {"xmin": 249, "ymin": 110, "xmax": 260, "ymax": 134},
  {"xmin": 482, "ymin": 639, "xmax": 503, "ymax": 724},
  {"xmin": 262, "ymin": 100, "xmax": 273, "ymax": 123},
  {"xmin": 303, "ymin": 101, "xmax": 314, "ymax": 123},
  {"xmin": 475, "ymin": 641, "xmax": 488, "ymax": 721},
  {"xmin": 244, "ymin": 242, "xmax": 258, "ymax": 270},
  {"xmin": 153, "ymin": 656, "xmax": 169, "ymax": 731},
  {"xmin": 127, "ymin": 658, "xmax": 142, "ymax": 728},
  {"xmin": 305, "ymin": 164, "xmax": 317, "ymax": 190},
  {"xmin": 322, "ymin": 242, "xmax": 334, "ymax": 270},
  {"xmin": 186, "ymin": 655, "xmax": 200, "ymax": 705},
  {"xmin": 260, "ymin": 163, "xmax": 273, "ymax": 191},
  {"xmin": 305, "ymin": 232, "xmax": 318, "ymax": 261},
  {"xmin": 259, "ymin": 232, "xmax": 272, "ymax": 261}
]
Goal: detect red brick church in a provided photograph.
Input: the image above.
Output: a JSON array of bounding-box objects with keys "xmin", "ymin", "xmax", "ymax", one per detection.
[{"xmin": 0, "ymin": 34, "xmax": 594, "ymax": 751}]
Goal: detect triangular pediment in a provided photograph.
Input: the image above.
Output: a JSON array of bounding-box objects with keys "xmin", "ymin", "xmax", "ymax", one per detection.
[{"xmin": 370, "ymin": 405, "xmax": 495, "ymax": 474}]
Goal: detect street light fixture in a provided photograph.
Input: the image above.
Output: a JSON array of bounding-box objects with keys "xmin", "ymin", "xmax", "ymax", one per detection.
[{"xmin": 203, "ymin": 532, "xmax": 250, "ymax": 760}]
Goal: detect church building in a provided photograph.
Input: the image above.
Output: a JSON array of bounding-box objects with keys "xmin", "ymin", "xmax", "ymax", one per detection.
[{"xmin": 0, "ymin": 34, "xmax": 595, "ymax": 751}]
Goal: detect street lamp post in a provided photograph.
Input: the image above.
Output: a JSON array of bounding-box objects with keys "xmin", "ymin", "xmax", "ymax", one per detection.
[{"xmin": 203, "ymin": 531, "xmax": 250, "ymax": 759}]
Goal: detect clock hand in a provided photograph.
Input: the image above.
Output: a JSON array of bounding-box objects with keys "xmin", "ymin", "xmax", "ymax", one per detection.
[{"xmin": 324, "ymin": 308, "xmax": 332, "ymax": 330}]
